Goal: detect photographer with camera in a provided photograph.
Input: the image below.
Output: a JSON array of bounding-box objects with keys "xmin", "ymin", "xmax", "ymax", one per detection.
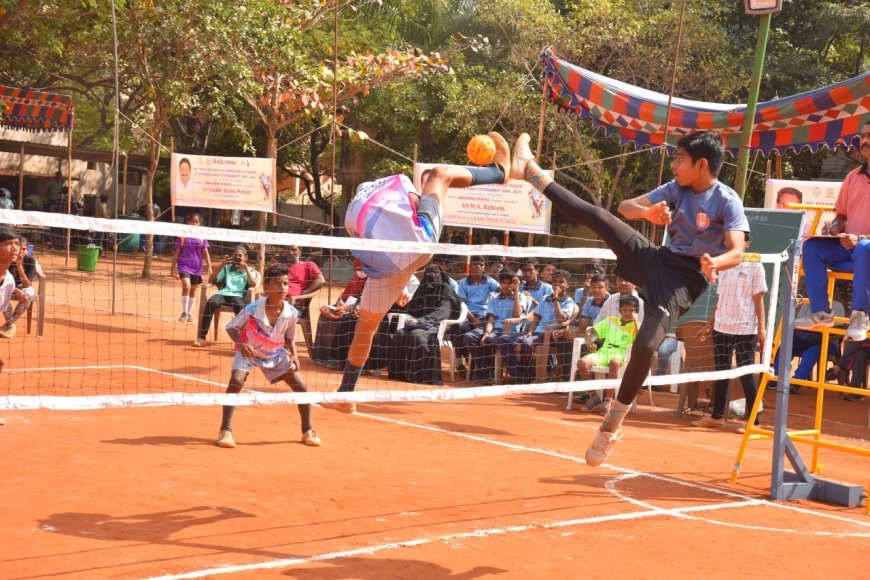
[{"xmin": 193, "ymin": 245, "xmax": 261, "ymax": 347}]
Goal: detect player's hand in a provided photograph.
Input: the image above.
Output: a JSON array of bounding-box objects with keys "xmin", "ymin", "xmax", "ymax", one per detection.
[
  {"xmin": 839, "ymin": 233, "xmax": 859, "ymax": 250},
  {"xmin": 239, "ymin": 344, "xmax": 257, "ymax": 360},
  {"xmin": 757, "ymin": 329, "xmax": 766, "ymax": 352},
  {"xmin": 700, "ymin": 253, "xmax": 718, "ymax": 283},
  {"xmin": 170, "ymin": 269, "xmax": 179, "ymax": 280},
  {"xmin": 288, "ymin": 356, "xmax": 298, "ymax": 372},
  {"xmin": 643, "ymin": 201, "xmax": 672, "ymax": 226}
]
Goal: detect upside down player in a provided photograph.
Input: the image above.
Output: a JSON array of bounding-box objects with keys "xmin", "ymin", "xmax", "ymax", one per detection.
[
  {"xmin": 512, "ymin": 131, "xmax": 749, "ymax": 466},
  {"xmin": 321, "ymin": 132, "xmax": 513, "ymax": 413}
]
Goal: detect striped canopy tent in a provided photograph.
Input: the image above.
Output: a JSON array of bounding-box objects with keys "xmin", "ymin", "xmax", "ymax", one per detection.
[
  {"xmin": 0, "ymin": 84, "xmax": 74, "ymax": 132},
  {"xmin": 542, "ymin": 52, "xmax": 870, "ymax": 156}
]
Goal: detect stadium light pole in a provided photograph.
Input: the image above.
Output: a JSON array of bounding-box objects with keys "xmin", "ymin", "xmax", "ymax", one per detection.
[{"xmin": 734, "ymin": 1, "xmax": 782, "ymax": 199}]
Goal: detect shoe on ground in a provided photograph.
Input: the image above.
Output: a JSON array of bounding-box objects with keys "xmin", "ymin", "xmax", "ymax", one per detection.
[
  {"xmin": 326, "ymin": 361, "xmax": 343, "ymax": 370},
  {"xmin": 583, "ymin": 396, "xmax": 603, "ymax": 412},
  {"xmin": 585, "ymin": 428, "xmax": 622, "ymax": 467},
  {"xmin": 0, "ymin": 323, "xmax": 16, "ymax": 338},
  {"xmin": 487, "ymin": 132, "xmax": 512, "ymax": 184},
  {"xmin": 186, "ymin": 313, "xmax": 194, "ymax": 323},
  {"xmin": 691, "ymin": 416, "xmax": 726, "ymax": 429},
  {"xmin": 735, "ymin": 425, "xmax": 748, "ymax": 434},
  {"xmin": 216, "ymin": 429, "xmax": 236, "ymax": 448},
  {"xmin": 599, "ymin": 398, "xmax": 613, "ymax": 417},
  {"xmin": 320, "ymin": 401, "xmax": 356, "ymax": 414},
  {"xmin": 192, "ymin": 338, "xmax": 206, "ymax": 347},
  {"xmin": 0, "ymin": 417, "xmax": 5, "ymax": 426},
  {"xmin": 510, "ymin": 133, "xmax": 533, "ymax": 181},
  {"xmin": 844, "ymin": 392, "xmax": 865, "ymax": 402},
  {"xmin": 845, "ymin": 310, "xmax": 869, "ymax": 342},
  {"xmin": 302, "ymin": 429, "xmax": 322, "ymax": 446},
  {"xmin": 789, "ymin": 384, "xmax": 800, "ymax": 394},
  {"xmin": 794, "ymin": 310, "xmax": 835, "ymax": 331},
  {"xmin": 178, "ymin": 313, "xmax": 188, "ymax": 322}
]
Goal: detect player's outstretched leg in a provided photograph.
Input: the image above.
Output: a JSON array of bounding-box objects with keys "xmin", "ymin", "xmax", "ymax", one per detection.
[
  {"xmin": 512, "ymin": 133, "xmax": 638, "ymax": 259},
  {"xmin": 217, "ymin": 371, "xmax": 246, "ymax": 448}
]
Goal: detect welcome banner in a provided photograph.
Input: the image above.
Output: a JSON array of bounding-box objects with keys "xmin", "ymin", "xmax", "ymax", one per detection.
[
  {"xmin": 413, "ymin": 163, "xmax": 553, "ymax": 235},
  {"xmin": 170, "ymin": 153, "xmax": 277, "ymax": 213}
]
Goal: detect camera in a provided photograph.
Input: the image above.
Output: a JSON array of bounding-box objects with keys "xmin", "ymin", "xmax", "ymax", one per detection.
[{"xmin": 232, "ymin": 256, "xmax": 241, "ymax": 265}]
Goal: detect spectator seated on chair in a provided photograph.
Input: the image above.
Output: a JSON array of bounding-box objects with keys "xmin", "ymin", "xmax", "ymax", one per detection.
[
  {"xmin": 772, "ymin": 300, "xmax": 845, "ymax": 393},
  {"xmin": 0, "ymin": 235, "xmax": 37, "ymax": 339},
  {"xmin": 312, "ymin": 264, "xmax": 367, "ymax": 367},
  {"xmin": 518, "ymin": 258, "xmax": 553, "ymax": 310},
  {"xmin": 462, "ymin": 269, "xmax": 531, "ymax": 382},
  {"xmin": 431, "ymin": 254, "xmax": 459, "ymax": 293},
  {"xmin": 505, "ymin": 269, "xmax": 575, "ymax": 382},
  {"xmin": 193, "ymin": 245, "xmax": 260, "ymax": 347},
  {"xmin": 794, "ymin": 120, "xmax": 870, "ymax": 343},
  {"xmin": 827, "ymin": 338, "xmax": 870, "ymax": 401},
  {"xmin": 454, "ymin": 255, "xmax": 499, "ymax": 370},
  {"xmin": 273, "ymin": 244, "xmax": 325, "ymax": 299},
  {"xmin": 594, "ymin": 277, "xmax": 645, "ymax": 325},
  {"xmin": 388, "ymin": 263, "xmax": 462, "ymax": 385},
  {"xmin": 577, "ymin": 295, "xmax": 640, "ymax": 413},
  {"xmin": 573, "ymin": 262, "xmax": 606, "ymax": 312}
]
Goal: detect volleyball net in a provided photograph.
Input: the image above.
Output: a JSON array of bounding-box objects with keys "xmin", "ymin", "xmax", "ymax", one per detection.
[{"xmin": 0, "ymin": 209, "xmax": 788, "ymax": 411}]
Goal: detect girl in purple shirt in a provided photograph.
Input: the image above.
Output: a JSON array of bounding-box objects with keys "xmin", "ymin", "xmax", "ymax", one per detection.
[{"xmin": 169, "ymin": 212, "xmax": 212, "ymax": 322}]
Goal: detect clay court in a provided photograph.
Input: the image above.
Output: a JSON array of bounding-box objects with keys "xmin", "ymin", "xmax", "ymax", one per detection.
[{"xmin": 2, "ymin": 250, "xmax": 870, "ymax": 579}]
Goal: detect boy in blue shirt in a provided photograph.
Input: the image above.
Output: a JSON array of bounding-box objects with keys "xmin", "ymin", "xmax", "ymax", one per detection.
[
  {"xmin": 506, "ymin": 269, "xmax": 576, "ymax": 382},
  {"xmin": 512, "ymin": 131, "xmax": 748, "ymax": 466},
  {"xmin": 216, "ymin": 264, "xmax": 321, "ymax": 449},
  {"xmin": 463, "ymin": 269, "xmax": 530, "ymax": 382}
]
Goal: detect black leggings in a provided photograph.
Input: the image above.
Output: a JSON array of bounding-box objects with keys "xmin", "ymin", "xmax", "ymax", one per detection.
[
  {"xmin": 543, "ymin": 182, "xmax": 668, "ymax": 405},
  {"xmin": 711, "ymin": 331, "xmax": 758, "ymax": 420}
]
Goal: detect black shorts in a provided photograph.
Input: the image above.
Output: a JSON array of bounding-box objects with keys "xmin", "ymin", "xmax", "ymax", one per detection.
[
  {"xmin": 179, "ymin": 272, "xmax": 204, "ymax": 285},
  {"xmin": 613, "ymin": 232, "xmax": 708, "ymax": 332}
]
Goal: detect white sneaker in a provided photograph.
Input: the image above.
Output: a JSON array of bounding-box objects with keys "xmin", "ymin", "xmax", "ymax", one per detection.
[
  {"xmin": 585, "ymin": 428, "xmax": 622, "ymax": 467},
  {"xmin": 794, "ymin": 310, "xmax": 835, "ymax": 330},
  {"xmin": 216, "ymin": 429, "xmax": 236, "ymax": 448},
  {"xmin": 845, "ymin": 310, "xmax": 869, "ymax": 342}
]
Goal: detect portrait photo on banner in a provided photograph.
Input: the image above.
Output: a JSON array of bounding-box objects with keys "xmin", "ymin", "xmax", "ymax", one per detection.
[
  {"xmin": 170, "ymin": 152, "xmax": 277, "ymax": 213},
  {"xmin": 763, "ymin": 178, "xmax": 841, "ymax": 239}
]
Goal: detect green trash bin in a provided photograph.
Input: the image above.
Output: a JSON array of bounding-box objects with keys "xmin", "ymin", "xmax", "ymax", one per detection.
[
  {"xmin": 77, "ymin": 244, "xmax": 99, "ymax": 272},
  {"xmin": 117, "ymin": 215, "xmax": 141, "ymax": 253}
]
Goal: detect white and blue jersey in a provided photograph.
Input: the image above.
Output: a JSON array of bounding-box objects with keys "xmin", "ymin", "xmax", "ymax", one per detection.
[{"xmin": 485, "ymin": 292, "xmax": 532, "ymax": 331}]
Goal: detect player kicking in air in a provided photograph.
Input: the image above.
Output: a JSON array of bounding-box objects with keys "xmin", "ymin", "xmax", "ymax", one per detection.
[
  {"xmin": 321, "ymin": 132, "xmax": 513, "ymax": 414},
  {"xmin": 511, "ymin": 131, "xmax": 748, "ymax": 466}
]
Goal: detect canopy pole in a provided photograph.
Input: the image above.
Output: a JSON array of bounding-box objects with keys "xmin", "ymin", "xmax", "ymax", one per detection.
[
  {"xmin": 735, "ymin": 13, "xmax": 773, "ymax": 199},
  {"xmin": 65, "ymin": 130, "xmax": 72, "ymax": 266},
  {"xmin": 656, "ymin": 0, "xmax": 688, "ymax": 186},
  {"xmin": 17, "ymin": 143, "xmax": 24, "ymax": 209}
]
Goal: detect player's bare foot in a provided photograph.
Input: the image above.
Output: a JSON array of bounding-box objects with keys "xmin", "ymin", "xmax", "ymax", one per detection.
[
  {"xmin": 511, "ymin": 133, "xmax": 534, "ymax": 181},
  {"xmin": 488, "ymin": 132, "xmax": 511, "ymax": 184}
]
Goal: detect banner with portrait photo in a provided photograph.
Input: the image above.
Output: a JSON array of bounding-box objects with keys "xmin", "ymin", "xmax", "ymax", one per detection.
[
  {"xmin": 170, "ymin": 153, "xmax": 277, "ymax": 213},
  {"xmin": 764, "ymin": 178, "xmax": 842, "ymax": 239},
  {"xmin": 413, "ymin": 163, "xmax": 553, "ymax": 235}
]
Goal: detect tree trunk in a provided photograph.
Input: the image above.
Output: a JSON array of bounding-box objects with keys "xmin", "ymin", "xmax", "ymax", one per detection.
[{"xmin": 140, "ymin": 126, "xmax": 162, "ymax": 278}]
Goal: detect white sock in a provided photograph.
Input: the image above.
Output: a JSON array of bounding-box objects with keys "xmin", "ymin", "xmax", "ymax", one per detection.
[
  {"xmin": 181, "ymin": 296, "xmax": 190, "ymax": 315},
  {"xmin": 187, "ymin": 296, "xmax": 196, "ymax": 315},
  {"xmin": 601, "ymin": 400, "xmax": 631, "ymax": 433}
]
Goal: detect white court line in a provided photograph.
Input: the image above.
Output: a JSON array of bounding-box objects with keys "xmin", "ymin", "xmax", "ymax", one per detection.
[
  {"xmin": 145, "ymin": 500, "xmax": 759, "ymax": 580},
  {"xmin": 6, "ymin": 364, "xmax": 226, "ymax": 388},
  {"xmin": 361, "ymin": 412, "xmax": 870, "ymax": 529},
  {"xmin": 147, "ymin": 409, "xmax": 870, "ymax": 580}
]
